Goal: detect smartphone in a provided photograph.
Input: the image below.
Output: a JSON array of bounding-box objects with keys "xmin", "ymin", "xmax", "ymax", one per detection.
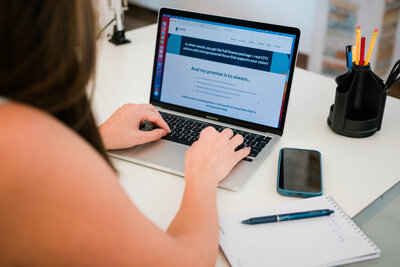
[{"xmin": 277, "ymin": 148, "xmax": 322, "ymax": 198}]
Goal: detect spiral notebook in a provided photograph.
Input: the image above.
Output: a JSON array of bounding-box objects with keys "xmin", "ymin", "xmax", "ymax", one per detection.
[{"xmin": 219, "ymin": 196, "xmax": 380, "ymax": 267}]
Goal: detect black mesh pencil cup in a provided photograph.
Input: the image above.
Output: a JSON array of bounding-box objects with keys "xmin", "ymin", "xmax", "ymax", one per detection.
[{"xmin": 327, "ymin": 63, "xmax": 387, "ymax": 138}]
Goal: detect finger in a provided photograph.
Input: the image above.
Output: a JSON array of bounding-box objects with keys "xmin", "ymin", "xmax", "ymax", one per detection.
[
  {"xmin": 142, "ymin": 110, "xmax": 171, "ymax": 133},
  {"xmin": 234, "ymin": 147, "xmax": 251, "ymax": 162},
  {"xmin": 147, "ymin": 107, "xmax": 169, "ymax": 130},
  {"xmin": 200, "ymin": 126, "xmax": 216, "ymax": 138},
  {"xmin": 137, "ymin": 128, "xmax": 168, "ymax": 144},
  {"xmin": 221, "ymin": 128, "xmax": 234, "ymax": 139},
  {"xmin": 142, "ymin": 104, "xmax": 157, "ymax": 112},
  {"xmin": 230, "ymin": 134, "xmax": 244, "ymax": 148}
]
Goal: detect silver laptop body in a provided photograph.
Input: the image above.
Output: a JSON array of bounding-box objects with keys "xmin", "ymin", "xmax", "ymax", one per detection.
[{"xmin": 110, "ymin": 8, "xmax": 300, "ymax": 191}]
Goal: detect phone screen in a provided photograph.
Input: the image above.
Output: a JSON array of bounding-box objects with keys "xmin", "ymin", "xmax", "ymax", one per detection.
[{"xmin": 279, "ymin": 148, "xmax": 321, "ymax": 193}]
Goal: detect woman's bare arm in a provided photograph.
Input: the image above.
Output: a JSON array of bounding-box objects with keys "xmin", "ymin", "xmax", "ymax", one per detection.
[{"xmin": 0, "ymin": 103, "xmax": 249, "ymax": 267}]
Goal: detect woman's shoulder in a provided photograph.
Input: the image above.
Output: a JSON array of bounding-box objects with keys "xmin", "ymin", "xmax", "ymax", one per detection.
[
  {"xmin": 0, "ymin": 102, "xmax": 64, "ymax": 155},
  {"xmin": 0, "ymin": 101, "xmax": 82, "ymax": 158},
  {"xmin": 0, "ymin": 101, "xmax": 114, "ymax": 185},
  {"xmin": 0, "ymin": 101, "xmax": 65, "ymax": 139}
]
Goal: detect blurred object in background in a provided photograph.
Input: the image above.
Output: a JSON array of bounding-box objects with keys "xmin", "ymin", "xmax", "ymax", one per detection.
[
  {"xmin": 94, "ymin": 0, "xmax": 115, "ymax": 38},
  {"xmin": 108, "ymin": 0, "xmax": 131, "ymax": 45},
  {"xmin": 94, "ymin": 0, "xmax": 131, "ymax": 41},
  {"xmin": 375, "ymin": 0, "xmax": 400, "ymax": 78},
  {"xmin": 124, "ymin": 4, "xmax": 157, "ymax": 29},
  {"xmin": 310, "ymin": 1, "xmax": 359, "ymax": 77},
  {"xmin": 309, "ymin": 0, "xmax": 400, "ymax": 83}
]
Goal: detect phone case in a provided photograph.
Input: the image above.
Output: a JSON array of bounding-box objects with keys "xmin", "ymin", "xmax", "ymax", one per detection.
[{"xmin": 276, "ymin": 147, "xmax": 322, "ymax": 198}]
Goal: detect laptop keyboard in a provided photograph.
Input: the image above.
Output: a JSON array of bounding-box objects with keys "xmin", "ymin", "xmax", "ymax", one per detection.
[{"xmin": 158, "ymin": 111, "xmax": 271, "ymax": 161}]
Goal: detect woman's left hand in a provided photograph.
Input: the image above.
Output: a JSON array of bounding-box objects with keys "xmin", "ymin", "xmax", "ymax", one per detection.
[{"xmin": 99, "ymin": 104, "xmax": 171, "ymax": 150}]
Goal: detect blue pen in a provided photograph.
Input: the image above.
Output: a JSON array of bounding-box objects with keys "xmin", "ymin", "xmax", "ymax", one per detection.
[
  {"xmin": 242, "ymin": 209, "xmax": 334, "ymax": 225},
  {"xmin": 346, "ymin": 45, "xmax": 352, "ymax": 71},
  {"xmin": 347, "ymin": 51, "xmax": 352, "ymax": 71}
]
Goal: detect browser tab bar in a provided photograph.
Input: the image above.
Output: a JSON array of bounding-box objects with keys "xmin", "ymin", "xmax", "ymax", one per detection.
[{"xmin": 168, "ymin": 18, "xmax": 293, "ymax": 54}]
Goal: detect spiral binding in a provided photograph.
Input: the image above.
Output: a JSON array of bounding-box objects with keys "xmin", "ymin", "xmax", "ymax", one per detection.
[{"xmin": 325, "ymin": 196, "xmax": 380, "ymax": 252}]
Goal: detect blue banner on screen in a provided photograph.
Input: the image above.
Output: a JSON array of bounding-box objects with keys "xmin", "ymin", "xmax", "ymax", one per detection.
[{"xmin": 178, "ymin": 36, "xmax": 273, "ymax": 72}]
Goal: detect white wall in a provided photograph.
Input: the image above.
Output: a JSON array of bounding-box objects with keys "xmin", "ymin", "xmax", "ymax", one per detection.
[{"xmin": 129, "ymin": 0, "xmax": 317, "ymax": 54}]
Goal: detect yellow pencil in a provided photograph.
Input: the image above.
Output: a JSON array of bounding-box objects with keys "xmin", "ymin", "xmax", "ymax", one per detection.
[
  {"xmin": 352, "ymin": 45, "xmax": 356, "ymax": 64},
  {"xmin": 355, "ymin": 26, "xmax": 361, "ymax": 65},
  {"xmin": 365, "ymin": 28, "xmax": 379, "ymax": 65}
]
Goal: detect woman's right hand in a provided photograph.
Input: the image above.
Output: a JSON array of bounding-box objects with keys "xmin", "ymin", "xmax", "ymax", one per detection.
[{"xmin": 184, "ymin": 127, "xmax": 251, "ymax": 187}]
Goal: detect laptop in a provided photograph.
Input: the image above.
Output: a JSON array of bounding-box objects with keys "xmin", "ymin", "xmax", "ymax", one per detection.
[{"xmin": 110, "ymin": 8, "xmax": 300, "ymax": 191}]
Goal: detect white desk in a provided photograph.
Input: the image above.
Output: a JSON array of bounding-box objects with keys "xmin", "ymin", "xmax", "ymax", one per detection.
[{"xmin": 93, "ymin": 24, "xmax": 400, "ymax": 266}]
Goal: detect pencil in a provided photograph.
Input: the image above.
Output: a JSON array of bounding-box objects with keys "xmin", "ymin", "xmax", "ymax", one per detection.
[
  {"xmin": 352, "ymin": 45, "xmax": 356, "ymax": 64},
  {"xmin": 365, "ymin": 28, "xmax": 378, "ymax": 65},
  {"xmin": 355, "ymin": 26, "xmax": 361, "ymax": 65}
]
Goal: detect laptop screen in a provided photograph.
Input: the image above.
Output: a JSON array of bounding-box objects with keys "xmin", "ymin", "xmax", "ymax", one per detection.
[{"xmin": 150, "ymin": 8, "xmax": 300, "ymax": 134}]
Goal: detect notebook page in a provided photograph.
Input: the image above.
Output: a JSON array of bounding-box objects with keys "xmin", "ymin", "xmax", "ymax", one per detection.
[{"xmin": 219, "ymin": 196, "xmax": 380, "ymax": 267}]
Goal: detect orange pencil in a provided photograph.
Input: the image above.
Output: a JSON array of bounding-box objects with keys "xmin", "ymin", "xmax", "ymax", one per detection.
[
  {"xmin": 355, "ymin": 26, "xmax": 361, "ymax": 65},
  {"xmin": 365, "ymin": 28, "xmax": 378, "ymax": 65}
]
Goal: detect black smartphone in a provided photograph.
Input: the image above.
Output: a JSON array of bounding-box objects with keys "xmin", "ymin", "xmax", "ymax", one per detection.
[{"xmin": 277, "ymin": 148, "xmax": 322, "ymax": 198}]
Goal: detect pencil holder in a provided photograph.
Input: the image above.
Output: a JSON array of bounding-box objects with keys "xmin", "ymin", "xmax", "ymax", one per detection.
[{"xmin": 327, "ymin": 63, "xmax": 387, "ymax": 138}]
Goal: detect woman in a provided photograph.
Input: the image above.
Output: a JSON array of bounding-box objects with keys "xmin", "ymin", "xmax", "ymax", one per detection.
[{"xmin": 0, "ymin": 1, "xmax": 250, "ymax": 266}]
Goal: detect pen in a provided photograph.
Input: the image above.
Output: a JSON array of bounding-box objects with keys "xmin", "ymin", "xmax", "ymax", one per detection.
[
  {"xmin": 346, "ymin": 45, "xmax": 352, "ymax": 71},
  {"xmin": 242, "ymin": 209, "xmax": 334, "ymax": 225},
  {"xmin": 360, "ymin": 37, "xmax": 365, "ymax": 65},
  {"xmin": 355, "ymin": 26, "xmax": 361, "ymax": 65},
  {"xmin": 348, "ymin": 50, "xmax": 352, "ymax": 71},
  {"xmin": 365, "ymin": 28, "xmax": 378, "ymax": 65}
]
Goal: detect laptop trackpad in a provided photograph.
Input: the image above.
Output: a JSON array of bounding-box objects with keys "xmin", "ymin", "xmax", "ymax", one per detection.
[{"xmin": 110, "ymin": 140, "xmax": 187, "ymax": 174}]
